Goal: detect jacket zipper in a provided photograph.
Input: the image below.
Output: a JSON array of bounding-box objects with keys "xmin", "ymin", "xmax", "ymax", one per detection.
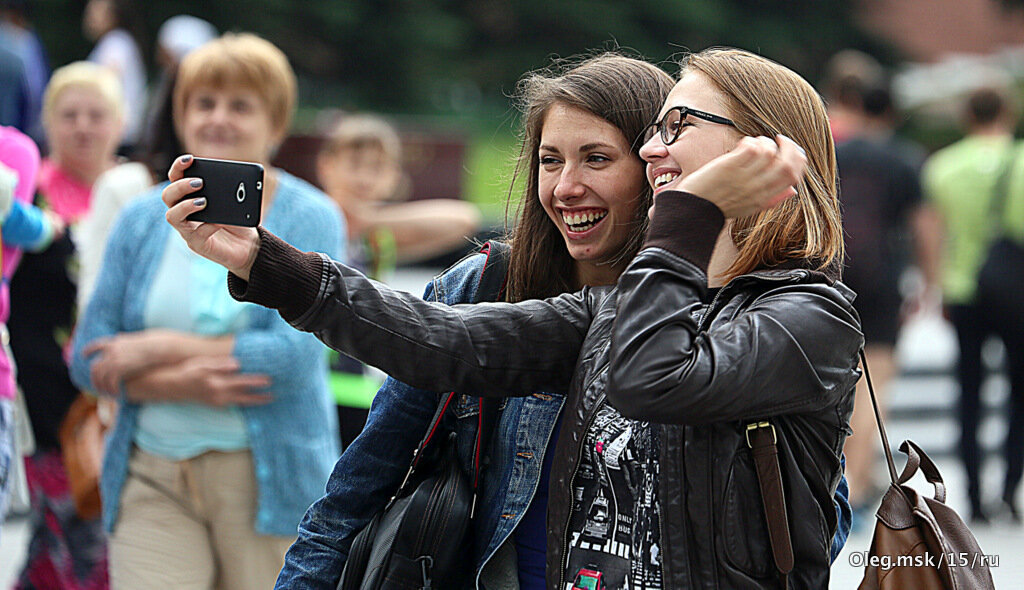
[{"xmin": 558, "ymin": 390, "xmax": 606, "ymax": 590}]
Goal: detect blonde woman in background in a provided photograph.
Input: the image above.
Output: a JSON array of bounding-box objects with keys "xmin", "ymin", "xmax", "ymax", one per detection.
[{"xmin": 9, "ymin": 60, "xmax": 123, "ymax": 590}]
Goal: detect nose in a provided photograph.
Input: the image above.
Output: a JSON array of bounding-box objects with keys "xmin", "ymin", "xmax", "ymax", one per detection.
[
  {"xmin": 552, "ymin": 164, "xmax": 585, "ymax": 201},
  {"xmin": 639, "ymin": 134, "xmax": 667, "ymax": 163}
]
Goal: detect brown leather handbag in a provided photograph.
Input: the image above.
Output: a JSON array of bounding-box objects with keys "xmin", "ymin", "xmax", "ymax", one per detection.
[
  {"xmin": 59, "ymin": 393, "xmax": 108, "ymax": 520},
  {"xmin": 857, "ymin": 351, "xmax": 995, "ymax": 590}
]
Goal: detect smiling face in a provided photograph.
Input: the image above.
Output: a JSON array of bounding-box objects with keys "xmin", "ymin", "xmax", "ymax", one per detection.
[
  {"xmin": 640, "ymin": 72, "xmax": 743, "ymax": 197},
  {"xmin": 537, "ymin": 103, "xmax": 646, "ymax": 286},
  {"xmin": 178, "ymin": 86, "xmax": 281, "ymax": 164}
]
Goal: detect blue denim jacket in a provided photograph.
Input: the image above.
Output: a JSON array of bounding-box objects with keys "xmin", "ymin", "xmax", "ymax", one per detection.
[{"xmin": 276, "ymin": 252, "xmax": 851, "ymax": 589}]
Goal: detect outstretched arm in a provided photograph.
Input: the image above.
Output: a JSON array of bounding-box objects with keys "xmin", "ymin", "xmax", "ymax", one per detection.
[{"xmin": 163, "ymin": 155, "xmax": 592, "ymax": 397}]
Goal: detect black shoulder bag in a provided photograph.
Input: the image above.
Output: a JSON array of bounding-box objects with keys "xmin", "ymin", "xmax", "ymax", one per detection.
[
  {"xmin": 337, "ymin": 241, "xmax": 510, "ymax": 590},
  {"xmin": 976, "ymin": 143, "xmax": 1024, "ymax": 334}
]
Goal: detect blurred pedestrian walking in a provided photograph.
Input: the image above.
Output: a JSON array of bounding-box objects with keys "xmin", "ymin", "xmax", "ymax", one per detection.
[
  {"xmin": 83, "ymin": 0, "xmax": 146, "ymax": 150},
  {"xmin": 922, "ymin": 86, "xmax": 1024, "ymax": 524},
  {"xmin": 835, "ymin": 82, "xmax": 936, "ymax": 522}
]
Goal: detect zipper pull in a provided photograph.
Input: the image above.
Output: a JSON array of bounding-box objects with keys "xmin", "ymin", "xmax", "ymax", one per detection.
[{"xmin": 417, "ymin": 555, "xmax": 434, "ymax": 590}]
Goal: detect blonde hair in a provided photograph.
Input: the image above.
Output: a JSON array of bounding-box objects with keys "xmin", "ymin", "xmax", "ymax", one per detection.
[
  {"xmin": 321, "ymin": 114, "xmax": 402, "ymax": 163},
  {"xmin": 42, "ymin": 61, "xmax": 124, "ymax": 129},
  {"xmin": 174, "ymin": 32, "xmax": 296, "ymax": 137},
  {"xmin": 682, "ymin": 48, "xmax": 844, "ymax": 281}
]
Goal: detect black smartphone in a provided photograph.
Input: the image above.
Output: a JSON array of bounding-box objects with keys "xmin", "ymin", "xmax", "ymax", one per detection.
[{"xmin": 184, "ymin": 157, "xmax": 264, "ymax": 227}]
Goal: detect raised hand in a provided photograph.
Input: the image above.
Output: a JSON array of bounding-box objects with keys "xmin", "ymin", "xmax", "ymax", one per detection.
[
  {"xmin": 676, "ymin": 135, "xmax": 806, "ymax": 219},
  {"xmin": 163, "ymin": 155, "xmax": 260, "ymax": 280}
]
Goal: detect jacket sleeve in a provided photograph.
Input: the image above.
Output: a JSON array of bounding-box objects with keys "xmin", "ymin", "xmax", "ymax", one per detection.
[
  {"xmin": 606, "ymin": 190, "xmax": 863, "ymax": 425},
  {"xmin": 231, "ymin": 198, "xmax": 345, "ymax": 400},
  {"xmin": 230, "ymin": 228, "xmax": 593, "ymax": 397}
]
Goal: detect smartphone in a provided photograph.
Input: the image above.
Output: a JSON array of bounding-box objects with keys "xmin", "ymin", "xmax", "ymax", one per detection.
[{"xmin": 184, "ymin": 157, "xmax": 264, "ymax": 227}]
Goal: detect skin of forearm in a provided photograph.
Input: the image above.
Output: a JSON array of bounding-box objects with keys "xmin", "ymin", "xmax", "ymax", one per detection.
[
  {"xmin": 122, "ymin": 362, "xmax": 192, "ymax": 403},
  {"xmin": 911, "ymin": 204, "xmax": 944, "ymax": 291},
  {"xmin": 146, "ymin": 331, "xmax": 234, "ymax": 367},
  {"xmin": 371, "ymin": 200, "xmax": 482, "ymax": 263}
]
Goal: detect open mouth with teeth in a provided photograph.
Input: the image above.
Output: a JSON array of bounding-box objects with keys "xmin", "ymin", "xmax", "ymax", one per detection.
[
  {"xmin": 561, "ymin": 209, "xmax": 608, "ymax": 233},
  {"xmin": 654, "ymin": 172, "xmax": 679, "ymax": 189}
]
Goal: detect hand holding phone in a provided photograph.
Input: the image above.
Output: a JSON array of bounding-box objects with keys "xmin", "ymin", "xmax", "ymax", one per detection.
[
  {"xmin": 184, "ymin": 157, "xmax": 264, "ymax": 227},
  {"xmin": 163, "ymin": 155, "xmax": 262, "ymax": 281}
]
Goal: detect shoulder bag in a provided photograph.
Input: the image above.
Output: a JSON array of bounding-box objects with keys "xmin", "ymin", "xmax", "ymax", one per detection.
[
  {"xmin": 337, "ymin": 241, "xmax": 510, "ymax": 590},
  {"xmin": 747, "ymin": 349, "xmax": 996, "ymax": 590},
  {"xmin": 856, "ymin": 350, "xmax": 995, "ymax": 590},
  {"xmin": 976, "ymin": 143, "xmax": 1024, "ymax": 334}
]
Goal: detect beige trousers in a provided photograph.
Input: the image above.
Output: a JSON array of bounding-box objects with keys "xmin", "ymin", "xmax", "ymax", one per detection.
[{"xmin": 109, "ymin": 448, "xmax": 295, "ymax": 590}]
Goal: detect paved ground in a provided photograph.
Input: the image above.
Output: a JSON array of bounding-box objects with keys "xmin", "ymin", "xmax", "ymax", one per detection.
[{"xmin": 2, "ymin": 267, "xmax": 1022, "ymax": 587}]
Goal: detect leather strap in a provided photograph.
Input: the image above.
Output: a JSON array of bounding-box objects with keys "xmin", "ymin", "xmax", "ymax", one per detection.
[{"xmin": 747, "ymin": 420, "xmax": 792, "ymax": 590}]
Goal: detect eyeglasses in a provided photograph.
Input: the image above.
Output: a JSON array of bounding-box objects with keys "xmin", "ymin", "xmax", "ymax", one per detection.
[{"xmin": 643, "ymin": 105, "xmax": 736, "ymax": 146}]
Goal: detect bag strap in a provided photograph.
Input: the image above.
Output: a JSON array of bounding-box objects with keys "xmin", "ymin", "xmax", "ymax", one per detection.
[
  {"xmin": 468, "ymin": 241, "xmax": 510, "ymax": 513},
  {"xmin": 392, "ymin": 241, "xmax": 511, "ymax": 510},
  {"xmin": 747, "ymin": 420, "xmax": 793, "ymax": 589},
  {"xmin": 988, "ymin": 142, "xmax": 1020, "ymax": 239},
  {"xmin": 860, "ymin": 349, "xmax": 900, "ymax": 486}
]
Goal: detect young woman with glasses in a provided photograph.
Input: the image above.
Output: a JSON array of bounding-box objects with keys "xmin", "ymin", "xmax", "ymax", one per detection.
[{"xmin": 165, "ymin": 47, "xmax": 860, "ymax": 589}]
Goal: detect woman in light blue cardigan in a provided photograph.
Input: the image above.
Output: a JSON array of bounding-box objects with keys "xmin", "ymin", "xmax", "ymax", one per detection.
[{"xmin": 69, "ymin": 33, "xmax": 344, "ymax": 589}]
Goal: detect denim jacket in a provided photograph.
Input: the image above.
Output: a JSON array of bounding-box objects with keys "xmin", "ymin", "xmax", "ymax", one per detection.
[{"xmin": 276, "ymin": 251, "xmax": 851, "ymax": 589}]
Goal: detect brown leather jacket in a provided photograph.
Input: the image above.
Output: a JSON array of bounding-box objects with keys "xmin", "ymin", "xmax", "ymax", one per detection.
[{"xmin": 232, "ymin": 191, "xmax": 863, "ymax": 589}]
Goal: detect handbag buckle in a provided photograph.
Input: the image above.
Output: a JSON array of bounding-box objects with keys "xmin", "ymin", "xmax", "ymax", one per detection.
[{"xmin": 746, "ymin": 421, "xmax": 776, "ymax": 448}]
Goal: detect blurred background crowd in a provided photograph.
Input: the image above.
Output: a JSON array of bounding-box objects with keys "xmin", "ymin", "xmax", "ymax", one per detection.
[{"xmin": 0, "ymin": 0, "xmax": 1024, "ymax": 588}]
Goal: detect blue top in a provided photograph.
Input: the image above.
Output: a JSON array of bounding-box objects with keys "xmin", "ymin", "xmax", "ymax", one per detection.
[
  {"xmin": 275, "ymin": 250, "xmax": 853, "ymax": 589},
  {"xmin": 69, "ymin": 171, "xmax": 345, "ymax": 536},
  {"xmin": 134, "ymin": 231, "xmax": 250, "ymax": 459},
  {"xmin": 516, "ymin": 413, "xmax": 560, "ymax": 590}
]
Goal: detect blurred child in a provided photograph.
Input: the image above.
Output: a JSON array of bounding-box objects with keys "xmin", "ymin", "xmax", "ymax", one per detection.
[
  {"xmin": 0, "ymin": 125, "xmax": 61, "ymax": 533},
  {"xmin": 317, "ymin": 113, "xmax": 481, "ymax": 279}
]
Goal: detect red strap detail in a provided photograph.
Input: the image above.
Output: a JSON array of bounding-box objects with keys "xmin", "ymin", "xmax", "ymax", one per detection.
[{"xmin": 414, "ymin": 392, "xmax": 457, "ymax": 469}]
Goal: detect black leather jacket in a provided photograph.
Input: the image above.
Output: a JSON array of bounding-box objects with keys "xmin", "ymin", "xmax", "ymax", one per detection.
[{"xmin": 232, "ymin": 191, "xmax": 863, "ymax": 589}]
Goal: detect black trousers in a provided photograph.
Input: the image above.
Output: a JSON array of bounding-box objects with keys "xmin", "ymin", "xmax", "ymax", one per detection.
[{"xmin": 950, "ymin": 302, "xmax": 1024, "ymax": 508}]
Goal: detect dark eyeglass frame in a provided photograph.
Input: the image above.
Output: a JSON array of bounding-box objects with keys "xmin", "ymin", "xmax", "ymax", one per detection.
[{"xmin": 644, "ymin": 105, "xmax": 736, "ymax": 146}]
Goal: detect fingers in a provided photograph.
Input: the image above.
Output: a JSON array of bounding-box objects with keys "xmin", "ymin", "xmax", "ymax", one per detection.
[
  {"xmin": 213, "ymin": 373, "xmax": 273, "ymax": 407},
  {"xmin": 83, "ymin": 338, "xmax": 111, "ymax": 357},
  {"xmin": 223, "ymin": 392, "xmax": 273, "ymax": 406},
  {"xmin": 162, "ymin": 175, "xmax": 204, "ymax": 209},
  {"xmin": 166, "ymin": 154, "xmax": 194, "ymax": 183}
]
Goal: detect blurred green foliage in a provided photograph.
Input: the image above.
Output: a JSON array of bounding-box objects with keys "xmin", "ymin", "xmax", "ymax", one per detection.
[
  {"xmin": 29, "ymin": 0, "xmax": 894, "ymax": 215},
  {"xmin": 33, "ymin": 0, "xmax": 890, "ymax": 114}
]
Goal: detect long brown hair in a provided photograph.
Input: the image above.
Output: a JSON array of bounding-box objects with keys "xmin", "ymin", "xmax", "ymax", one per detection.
[
  {"xmin": 683, "ymin": 48, "xmax": 845, "ymax": 282},
  {"xmin": 504, "ymin": 53, "xmax": 674, "ymax": 302}
]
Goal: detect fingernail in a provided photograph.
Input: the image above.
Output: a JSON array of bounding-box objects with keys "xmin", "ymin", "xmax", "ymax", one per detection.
[
  {"xmin": 181, "ymin": 154, "xmax": 192, "ymax": 164},
  {"xmin": 190, "ymin": 178, "xmax": 202, "ymax": 188},
  {"xmin": 193, "ymin": 197, "xmax": 206, "ymax": 207}
]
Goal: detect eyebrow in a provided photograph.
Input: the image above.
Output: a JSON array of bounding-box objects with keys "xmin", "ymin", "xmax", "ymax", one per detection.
[{"xmin": 538, "ymin": 142, "xmax": 618, "ymax": 153}]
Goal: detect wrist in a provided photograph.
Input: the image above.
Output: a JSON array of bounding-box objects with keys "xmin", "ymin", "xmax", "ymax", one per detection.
[{"xmin": 231, "ymin": 229, "xmax": 261, "ymax": 281}]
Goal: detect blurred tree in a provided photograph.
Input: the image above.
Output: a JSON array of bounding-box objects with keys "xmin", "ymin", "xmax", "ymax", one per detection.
[{"xmin": 30, "ymin": 0, "xmax": 891, "ymax": 114}]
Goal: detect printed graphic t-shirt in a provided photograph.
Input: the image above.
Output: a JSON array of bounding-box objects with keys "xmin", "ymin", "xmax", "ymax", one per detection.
[{"xmin": 563, "ymin": 403, "xmax": 663, "ymax": 590}]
